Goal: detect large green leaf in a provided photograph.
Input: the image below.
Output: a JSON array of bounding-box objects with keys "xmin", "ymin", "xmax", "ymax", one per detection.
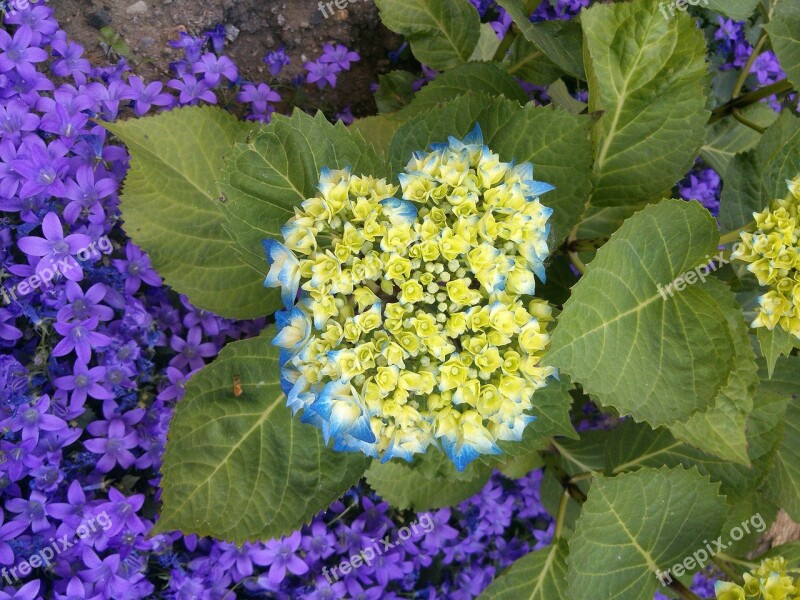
[
  {"xmin": 704, "ymin": 0, "xmax": 760, "ymax": 20},
  {"xmin": 763, "ymin": 398, "xmax": 800, "ymax": 521},
  {"xmin": 548, "ymin": 200, "xmax": 738, "ymax": 428},
  {"xmin": 397, "ymin": 62, "xmax": 529, "ymax": 119},
  {"xmin": 757, "ymin": 327, "xmax": 797, "ymax": 379},
  {"xmin": 764, "ymin": 0, "xmax": 800, "ymax": 89},
  {"xmin": 219, "ymin": 110, "xmax": 388, "ymax": 270},
  {"xmin": 504, "ymin": 36, "xmax": 563, "ymax": 86},
  {"xmin": 567, "ymin": 467, "xmax": 727, "ymax": 600},
  {"xmin": 700, "ymin": 103, "xmax": 779, "ymax": 175},
  {"xmin": 668, "ymin": 293, "xmax": 758, "ymax": 465},
  {"xmin": 374, "ymin": 0, "xmax": 480, "ymax": 71},
  {"xmin": 154, "ymin": 331, "xmax": 369, "ymax": 543},
  {"xmin": 719, "ymin": 112, "xmax": 800, "ymax": 231},
  {"xmin": 105, "ymin": 106, "xmax": 277, "ymax": 319},
  {"xmin": 478, "ymin": 541, "xmax": 570, "ymax": 600},
  {"xmin": 497, "ymin": 0, "xmax": 585, "ymax": 79},
  {"xmin": 389, "ymin": 94, "xmax": 593, "ymax": 244},
  {"xmin": 364, "ymin": 453, "xmax": 491, "ymax": 510},
  {"xmin": 583, "ymin": 0, "xmax": 708, "ymax": 208}
]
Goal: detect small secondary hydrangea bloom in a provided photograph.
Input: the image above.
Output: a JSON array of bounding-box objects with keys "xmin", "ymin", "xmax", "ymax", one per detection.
[
  {"xmin": 263, "ymin": 126, "xmax": 557, "ymax": 471},
  {"xmin": 715, "ymin": 557, "xmax": 799, "ymax": 600},
  {"xmin": 732, "ymin": 177, "xmax": 800, "ymax": 338}
]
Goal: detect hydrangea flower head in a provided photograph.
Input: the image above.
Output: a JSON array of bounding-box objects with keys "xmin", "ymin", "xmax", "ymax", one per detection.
[
  {"xmin": 732, "ymin": 177, "xmax": 800, "ymax": 338},
  {"xmin": 714, "ymin": 556, "xmax": 799, "ymax": 600},
  {"xmin": 263, "ymin": 126, "xmax": 557, "ymax": 471}
]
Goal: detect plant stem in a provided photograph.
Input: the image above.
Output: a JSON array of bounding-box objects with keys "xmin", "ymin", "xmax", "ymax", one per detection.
[
  {"xmin": 715, "ymin": 552, "xmax": 759, "ymax": 570},
  {"xmin": 712, "ymin": 556, "xmax": 744, "ymax": 584},
  {"xmin": 708, "ymin": 80, "xmax": 794, "ymax": 124},
  {"xmin": 718, "ymin": 220, "xmax": 756, "ymax": 245},
  {"xmin": 541, "ymin": 451, "xmax": 588, "ymax": 504},
  {"xmin": 732, "ymin": 33, "xmax": 768, "ymax": 100},
  {"xmin": 668, "ymin": 578, "xmax": 703, "ymax": 600},
  {"xmin": 554, "ymin": 489, "xmax": 571, "ymax": 540}
]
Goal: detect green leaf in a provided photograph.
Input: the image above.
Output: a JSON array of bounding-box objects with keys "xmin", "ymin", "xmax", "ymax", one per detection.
[
  {"xmin": 349, "ymin": 115, "xmax": 403, "ymax": 158},
  {"xmin": 478, "ymin": 541, "xmax": 570, "ymax": 600},
  {"xmin": 567, "ymin": 467, "xmax": 727, "ymax": 600},
  {"xmin": 389, "ymin": 93, "xmax": 593, "ymax": 244},
  {"xmin": 763, "ymin": 399, "xmax": 800, "ymax": 521},
  {"xmin": 757, "ymin": 327, "xmax": 797, "ymax": 378},
  {"xmin": 471, "ymin": 23, "xmax": 502, "ymax": 62},
  {"xmin": 364, "ymin": 453, "xmax": 491, "ymax": 510},
  {"xmin": 701, "ymin": 103, "xmax": 780, "ymax": 175},
  {"xmin": 105, "ymin": 106, "xmax": 277, "ymax": 319},
  {"xmin": 397, "ymin": 62, "xmax": 528, "ymax": 119},
  {"xmin": 154, "ymin": 331, "xmax": 369, "ymax": 543},
  {"xmin": 583, "ymin": 0, "xmax": 709, "ymax": 207},
  {"xmin": 375, "ymin": 71, "xmax": 417, "ymax": 114},
  {"xmin": 603, "ymin": 420, "xmax": 761, "ymax": 497},
  {"xmin": 548, "ymin": 79, "xmax": 588, "ymax": 115},
  {"xmin": 764, "ymin": 0, "xmax": 800, "ymax": 89},
  {"xmin": 719, "ymin": 112, "xmax": 800, "ymax": 231},
  {"xmin": 667, "ymin": 293, "xmax": 758, "ymax": 465},
  {"xmin": 704, "ymin": 0, "xmax": 760, "ymax": 20},
  {"xmin": 548, "ymin": 200, "xmax": 737, "ymax": 428},
  {"xmin": 497, "ymin": 0, "xmax": 585, "ymax": 79},
  {"xmin": 504, "ymin": 36, "xmax": 563, "ymax": 86},
  {"xmin": 374, "ymin": 0, "xmax": 481, "ymax": 71},
  {"xmin": 219, "ymin": 110, "xmax": 388, "ymax": 270}
]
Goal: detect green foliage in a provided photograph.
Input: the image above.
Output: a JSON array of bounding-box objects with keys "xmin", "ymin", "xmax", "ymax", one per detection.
[
  {"xmin": 478, "ymin": 541, "xmax": 570, "ymax": 599},
  {"xmin": 567, "ymin": 467, "xmax": 727, "ymax": 600},
  {"xmin": 219, "ymin": 110, "xmax": 388, "ymax": 271},
  {"xmin": 365, "ymin": 452, "xmax": 492, "ymax": 510},
  {"xmin": 757, "ymin": 327, "xmax": 797, "ymax": 378},
  {"xmin": 764, "ymin": 0, "xmax": 800, "ymax": 89},
  {"xmin": 104, "ymin": 106, "xmax": 278, "ymax": 319},
  {"xmin": 763, "ymin": 396, "xmax": 800, "ymax": 521},
  {"xmin": 390, "ymin": 94, "xmax": 593, "ymax": 243},
  {"xmin": 154, "ymin": 331, "xmax": 369, "ymax": 543},
  {"xmin": 497, "ymin": 0, "xmax": 585, "ymax": 79},
  {"xmin": 701, "ymin": 103, "xmax": 779, "ymax": 175},
  {"xmin": 548, "ymin": 200, "xmax": 738, "ymax": 428},
  {"xmin": 375, "ymin": 71, "xmax": 417, "ymax": 113},
  {"xmin": 503, "ymin": 36, "xmax": 563, "ymax": 86},
  {"xmin": 720, "ymin": 112, "xmax": 800, "ymax": 231},
  {"xmin": 704, "ymin": 0, "xmax": 761, "ymax": 20},
  {"xmin": 583, "ymin": 0, "xmax": 708, "ymax": 208},
  {"xmin": 374, "ymin": 0, "xmax": 480, "ymax": 70}
]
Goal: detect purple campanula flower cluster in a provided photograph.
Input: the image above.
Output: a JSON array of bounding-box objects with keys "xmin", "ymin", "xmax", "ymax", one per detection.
[{"xmin": 304, "ymin": 43, "xmax": 361, "ymax": 90}]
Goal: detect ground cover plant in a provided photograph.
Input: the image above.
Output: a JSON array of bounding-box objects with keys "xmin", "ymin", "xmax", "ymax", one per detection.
[{"xmin": 0, "ymin": 0, "xmax": 799, "ymax": 598}]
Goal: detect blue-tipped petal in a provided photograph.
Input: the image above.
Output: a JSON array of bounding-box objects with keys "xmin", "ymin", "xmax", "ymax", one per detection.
[
  {"xmin": 263, "ymin": 239, "xmax": 301, "ymax": 308},
  {"xmin": 380, "ymin": 197, "xmax": 418, "ymax": 225},
  {"xmin": 273, "ymin": 307, "xmax": 312, "ymax": 351},
  {"xmin": 441, "ymin": 438, "xmax": 482, "ymax": 472},
  {"xmin": 525, "ymin": 180, "xmax": 556, "ymax": 197}
]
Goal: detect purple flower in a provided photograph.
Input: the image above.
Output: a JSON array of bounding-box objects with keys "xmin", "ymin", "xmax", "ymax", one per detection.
[
  {"xmin": 204, "ymin": 25, "xmax": 227, "ymax": 55},
  {"xmin": 257, "ymin": 532, "xmax": 309, "ymax": 587},
  {"xmin": 54, "ymin": 577, "xmax": 103, "ymax": 600},
  {"xmin": 264, "ymin": 47, "xmax": 290, "ymax": 77},
  {"xmin": 0, "ymin": 509, "xmax": 28, "ymax": 564},
  {"xmin": 51, "ymin": 37, "xmax": 91, "ymax": 80},
  {"xmin": 0, "ymin": 308, "xmax": 22, "ymax": 341},
  {"xmin": 3, "ymin": 395, "xmax": 67, "ymax": 444},
  {"xmin": 304, "ymin": 60, "xmax": 340, "ymax": 89},
  {"xmin": 0, "ymin": 26, "xmax": 49, "ymax": 72},
  {"xmin": 237, "ymin": 83, "xmax": 280, "ymax": 115},
  {"xmin": 167, "ymin": 74, "xmax": 217, "ymax": 105},
  {"xmin": 112, "ymin": 242, "xmax": 162, "ymax": 295},
  {"xmin": 11, "ymin": 137, "xmax": 70, "ymax": 198},
  {"xmin": 96, "ymin": 487, "xmax": 146, "ymax": 535},
  {"xmin": 0, "ymin": 99, "xmax": 39, "ymax": 141},
  {"xmin": 52, "ymin": 317, "xmax": 113, "ymax": 363},
  {"xmin": 63, "ymin": 165, "xmax": 117, "ymax": 224},
  {"xmin": 169, "ymin": 326, "xmax": 217, "ymax": 370},
  {"xmin": 193, "ymin": 53, "xmax": 238, "ymax": 86},
  {"xmin": 126, "ymin": 76, "xmax": 174, "ymax": 116},
  {"xmin": 0, "ymin": 580, "xmax": 41, "ymax": 600},
  {"xmin": 17, "ymin": 212, "xmax": 91, "ymax": 282},
  {"xmin": 84, "ymin": 418, "xmax": 139, "ymax": 472},
  {"xmin": 5, "ymin": 489, "xmax": 51, "ymax": 533},
  {"xmin": 54, "ymin": 359, "xmax": 112, "ymax": 406},
  {"xmin": 319, "ymin": 43, "xmax": 360, "ymax": 71},
  {"xmin": 47, "ymin": 480, "xmax": 94, "ymax": 528}
]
